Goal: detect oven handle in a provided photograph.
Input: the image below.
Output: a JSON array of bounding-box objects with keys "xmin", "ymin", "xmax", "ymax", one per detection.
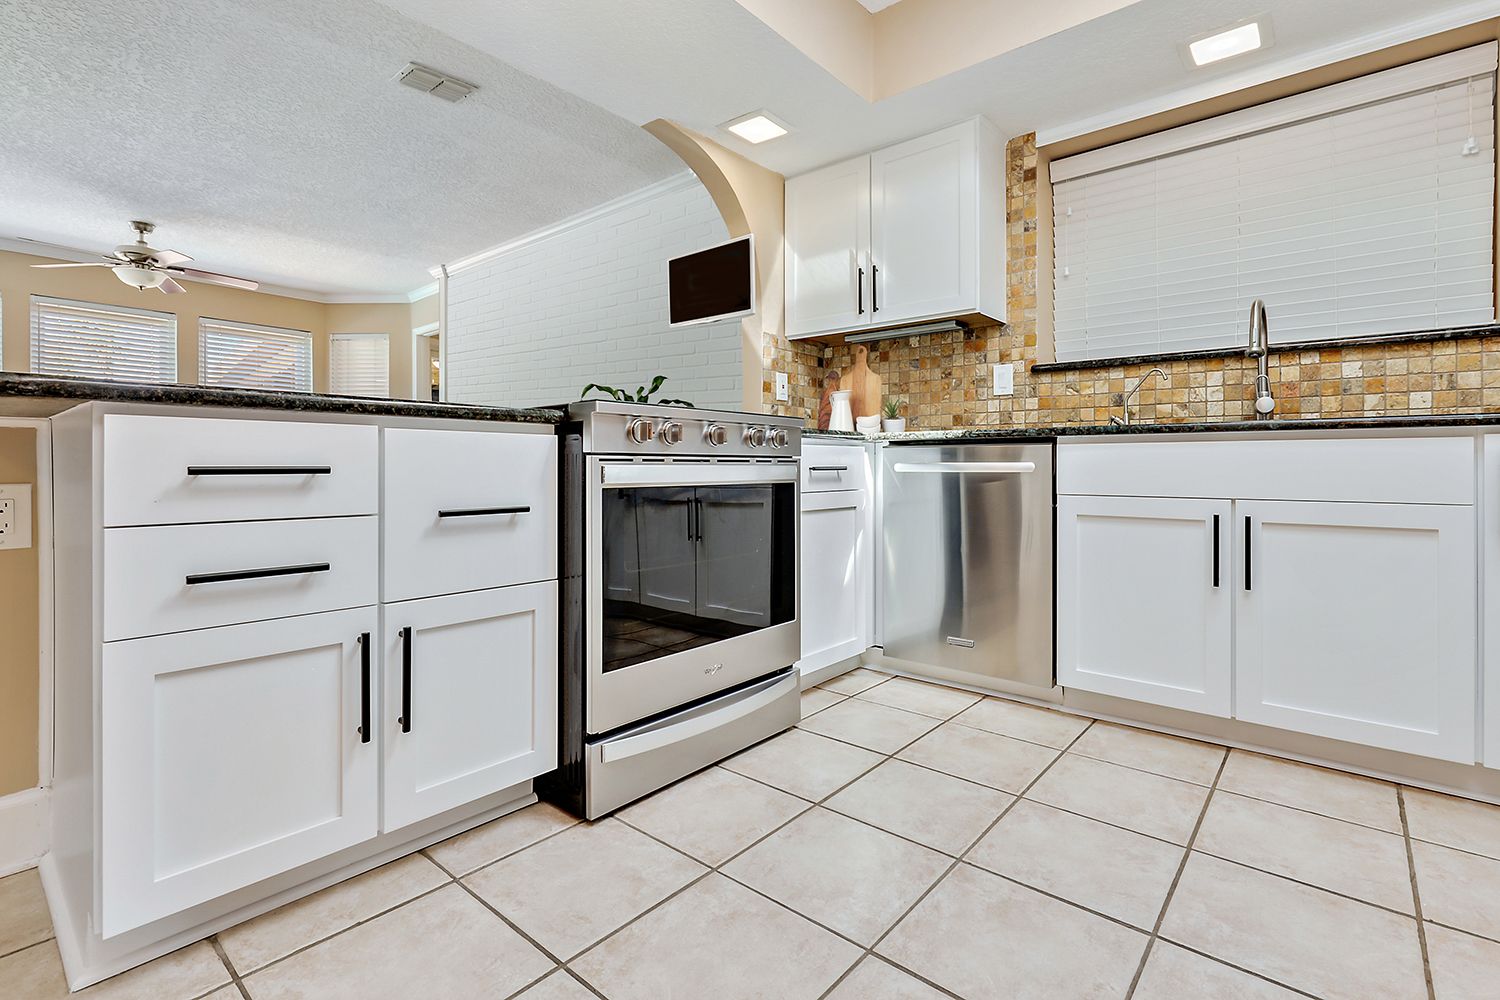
[
  {"xmin": 599, "ymin": 673, "xmax": 794, "ymax": 763},
  {"xmin": 599, "ymin": 462, "xmax": 798, "ymax": 488}
]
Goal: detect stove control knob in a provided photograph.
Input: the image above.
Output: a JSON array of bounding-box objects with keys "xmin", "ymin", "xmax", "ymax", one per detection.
[
  {"xmin": 627, "ymin": 418, "xmax": 656, "ymax": 444},
  {"xmin": 769, "ymin": 427, "xmax": 789, "ymax": 449},
  {"xmin": 703, "ymin": 423, "xmax": 729, "ymax": 447},
  {"xmin": 744, "ymin": 425, "xmax": 768, "ymax": 448},
  {"xmin": 659, "ymin": 421, "xmax": 685, "ymax": 445}
]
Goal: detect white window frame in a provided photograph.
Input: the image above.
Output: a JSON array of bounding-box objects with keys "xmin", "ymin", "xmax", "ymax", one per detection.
[
  {"xmin": 29, "ymin": 295, "xmax": 178, "ymax": 383},
  {"xmin": 198, "ymin": 318, "xmax": 313, "ymax": 392},
  {"xmin": 329, "ymin": 332, "xmax": 390, "ymax": 398}
]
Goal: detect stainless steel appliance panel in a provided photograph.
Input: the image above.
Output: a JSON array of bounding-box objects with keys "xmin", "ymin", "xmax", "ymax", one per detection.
[{"xmin": 880, "ymin": 442, "xmax": 1054, "ymax": 688}]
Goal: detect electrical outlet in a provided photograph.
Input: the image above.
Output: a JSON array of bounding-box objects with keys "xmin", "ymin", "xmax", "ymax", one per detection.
[
  {"xmin": 774, "ymin": 371, "xmax": 789, "ymax": 401},
  {"xmin": 0, "ymin": 484, "xmax": 32, "ymax": 551},
  {"xmin": 992, "ymin": 363, "xmax": 1016, "ymax": 396}
]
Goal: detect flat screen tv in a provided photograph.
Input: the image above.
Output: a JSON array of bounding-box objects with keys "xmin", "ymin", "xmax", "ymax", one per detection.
[{"xmin": 667, "ymin": 234, "xmax": 756, "ymax": 327}]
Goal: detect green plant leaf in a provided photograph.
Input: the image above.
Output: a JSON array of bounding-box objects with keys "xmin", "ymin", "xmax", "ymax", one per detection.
[
  {"xmin": 580, "ymin": 383, "xmax": 625, "ymax": 401},
  {"xmin": 646, "ymin": 374, "xmax": 667, "ymax": 398},
  {"xmin": 657, "ymin": 397, "xmax": 695, "ymax": 407}
]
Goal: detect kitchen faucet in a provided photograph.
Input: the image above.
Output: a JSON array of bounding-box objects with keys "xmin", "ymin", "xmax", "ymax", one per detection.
[
  {"xmin": 1247, "ymin": 299, "xmax": 1276, "ymax": 418},
  {"xmin": 1110, "ymin": 368, "xmax": 1168, "ymax": 426}
]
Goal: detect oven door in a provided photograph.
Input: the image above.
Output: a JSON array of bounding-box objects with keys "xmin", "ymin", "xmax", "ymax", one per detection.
[{"xmin": 587, "ymin": 458, "xmax": 800, "ymax": 735}]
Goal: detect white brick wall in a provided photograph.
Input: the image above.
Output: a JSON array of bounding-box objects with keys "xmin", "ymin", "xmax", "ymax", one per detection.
[{"xmin": 445, "ymin": 174, "xmax": 743, "ymax": 410}]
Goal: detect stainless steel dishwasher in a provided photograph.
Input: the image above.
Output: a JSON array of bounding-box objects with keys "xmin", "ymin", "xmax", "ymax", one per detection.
[{"xmin": 880, "ymin": 441, "xmax": 1054, "ymax": 690}]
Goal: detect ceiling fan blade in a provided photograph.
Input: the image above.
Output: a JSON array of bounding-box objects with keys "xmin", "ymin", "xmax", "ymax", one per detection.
[
  {"xmin": 152, "ymin": 249, "xmax": 193, "ymax": 267},
  {"xmin": 30, "ymin": 261, "xmax": 115, "ymax": 268},
  {"xmin": 158, "ymin": 275, "xmax": 187, "ymax": 294},
  {"xmin": 171, "ymin": 267, "xmax": 259, "ymax": 291}
]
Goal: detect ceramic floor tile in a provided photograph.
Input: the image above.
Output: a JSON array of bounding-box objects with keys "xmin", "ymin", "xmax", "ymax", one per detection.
[
  {"xmin": 896, "ymin": 721, "xmax": 1059, "ymax": 793},
  {"xmin": 515, "ymin": 969, "xmax": 597, "ymax": 1000},
  {"xmin": 1412, "ymin": 840, "xmax": 1500, "ymax": 940},
  {"xmin": 854, "ymin": 676, "xmax": 982, "ymax": 720},
  {"xmin": 1068, "ymin": 722, "xmax": 1225, "ymax": 786},
  {"xmin": 950, "ymin": 696, "xmax": 1091, "ymax": 749},
  {"xmin": 1218, "ymin": 750, "xmax": 1402, "ymax": 833},
  {"xmin": 424, "ymin": 801, "xmax": 578, "ymax": 877},
  {"xmin": 1194, "ymin": 791, "xmax": 1415, "ymax": 914},
  {"xmin": 722, "ymin": 728, "xmax": 884, "ymax": 802},
  {"xmin": 800, "ymin": 687, "xmax": 846, "ymax": 719},
  {"xmin": 243, "ymin": 883, "xmax": 551, "ymax": 1000},
  {"xmin": 463, "ymin": 817, "xmax": 705, "ymax": 960},
  {"xmin": 571, "ymin": 874, "xmax": 861, "ymax": 1000},
  {"xmin": 798, "ymin": 698, "xmax": 943, "ymax": 755},
  {"xmin": 1161, "ymin": 853, "xmax": 1426, "ymax": 1000},
  {"xmin": 1026, "ymin": 753, "xmax": 1209, "ymax": 844},
  {"xmin": 824, "ymin": 956, "xmax": 952, "ymax": 1000},
  {"xmin": 1133, "ymin": 941, "xmax": 1304, "ymax": 1000},
  {"xmin": 0, "ymin": 869, "xmax": 53, "ymax": 957},
  {"xmin": 723, "ymin": 808, "xmax": 950, "ymax": 946},
  {"xmin": 878, "ymin": 862, "xmax": 1147, "ymax": 1000},
  {"xmin": 618, "ymin": 766, "xmax": 808, "ymax": 865},
  {"xmin": 1425, "ymin": 922, "xmax": 1500, "ymax": 1000},
  {"xmin": 0, "ymin": 939, "xmax": 230, "ymax": 1000},
  {"xmin": 967, "ymin": 799, "xmax": 1184, "ymax": 929},
  {"xmin": 219, "ymin": 853, "xmax": 449, "ymax": 973},
  {"xmin": 202, "ymin": 989, "xmax": 243, "ymax": 1000},
  {"xmin": 817, "ymin": 667, "xmax": 891, "ymax": 696},
  {"xmin": 1403, "ymin": 786, "xmax": 1500, "ymax": 861},
  {"xmin": 824, "ymin": 758, "xmax": 1013, "ymax": 855}
]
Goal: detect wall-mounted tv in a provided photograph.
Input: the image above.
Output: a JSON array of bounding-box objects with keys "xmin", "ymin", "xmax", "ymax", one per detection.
[{"xmin": 667, "ymin": 234, "xmax": 756, "ymax": 327}]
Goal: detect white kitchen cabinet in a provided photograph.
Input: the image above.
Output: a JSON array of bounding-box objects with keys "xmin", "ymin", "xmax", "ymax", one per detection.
[
  {"xmin": 100, "ymin": 608, "xmax": 379, "ymax": 937},
  {"xmin": 1057, "ymin": 496, "xmax": 1233, "ymax": 717},
  {"xmin": 784, "ymin": 118, "xmax": 1005, "ymax": 339},
  {"xmin": 1485, "ymin": 434, "xmax": 1500, "ymax": 767},
  {"xmin": 1235, "ymin": 500, "xmax": 1476, "ymax": 762},
  {"xmin": 797, "ymin": 488, "xmax": 871, "ymax": 675},
  {"xmin": 382, "ymin": 582, "xmax": 558, "ymax": 831}
]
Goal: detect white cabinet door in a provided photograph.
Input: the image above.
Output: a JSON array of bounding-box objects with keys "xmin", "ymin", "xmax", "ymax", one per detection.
[
  {"xmin": 1485, "ymin": 435, "xmax": 1500, "ymax": 767},
  {"xmin": 797, "ymin": 490, "xmax": 870, "ymax": 674},
  {"xmin": 383, "ymin": 582, "xmax": 558, "ymax": 831},
  {"xmin": 1057, "ymin": 495, "xmax": 1233, "ymax": 716},
  {"xmin": 1235, "ymin": 501, "xmax": 1476, "ymax": 762},
  {"xmin": 869, "ymin": 121, "xmax": 975, "ymax": 325},
  {"xmin": 101, "ymin": 608, "xmax": 379, "ymax": 937},
  {"xmin": 785, "ymin": 155, "xmax": 871, "ymax": 338}
]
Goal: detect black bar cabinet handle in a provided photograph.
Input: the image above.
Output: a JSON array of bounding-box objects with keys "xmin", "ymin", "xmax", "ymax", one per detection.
[
  {"xmin": 187, "ymin": 465, "xmax": 331, "ymax": 476},
  {"xmin": 809, "ymin": 466, "xmax": 848, "ymax": 473},
  {"xmin": 1212, "ymin": 514, "xmax": 1220, "ymax": 588},
  {"xmin": 185, "ymin": 562, "xmax": 330, "ymax": 586},
  {"xmin": 437, "ymin": 505, "xmax": 531, "ymax": 518},
  {"xmin": 1244, "ymin": 515, "xmax": 1253, "ymax": 592},
  {"xmin": 695, "ymin": 497, "xmax": 705, "ymax": 541},
  {"xmin": 857, "ymin": 266, "xmax": 865, "ymax": 315},
  {"xmin": 357, "ymin": 632, "xmax": 371, "ymax": 744},
  {"xmin": 871, "ymin": 263, "xmax": 880, "ymax": 312},
  {"xmin": 398, "ymin": 626, "xmax": 413, "ymax": 734}
]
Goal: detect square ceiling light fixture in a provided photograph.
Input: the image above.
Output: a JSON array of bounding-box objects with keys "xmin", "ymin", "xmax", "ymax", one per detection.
[
  {"xmin": 1185, "ymin": 17, "xmax": 1272, "ymax": 68},
  {"xmin": 721, "ymin": 110, "xmax": 791, "ymax": 144}
]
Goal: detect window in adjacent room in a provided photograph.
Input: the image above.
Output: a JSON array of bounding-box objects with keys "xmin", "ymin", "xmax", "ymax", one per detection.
[
  {"xmin": 198, "ymin": 318, "xmax": 313, "ymax": 392},
  {"xmin": 30, "ymin": 296, "xmax": 178, "ymax": 382},
  {"xmin": 329, "ymin": 333, "xmax": 390, "ymax": 397}
]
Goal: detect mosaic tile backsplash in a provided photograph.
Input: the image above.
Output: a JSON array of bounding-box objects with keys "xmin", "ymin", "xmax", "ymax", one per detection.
[{"xmin": 765, "ymin": 133, "xmax": 1500, "ymax": 428}]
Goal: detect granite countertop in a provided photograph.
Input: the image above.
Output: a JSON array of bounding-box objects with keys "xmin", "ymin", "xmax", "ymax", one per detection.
[
  {"xmin": 0, "ymin": 373, "xmax": 563, "ymax": 424},
  {"xmin": 806, "ymin": 412, "xmax": 1500, "ymax": 442}
]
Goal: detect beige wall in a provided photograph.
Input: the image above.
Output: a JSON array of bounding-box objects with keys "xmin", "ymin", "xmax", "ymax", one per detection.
[{"xmin": 0, "ymin": 426, "xmax": 39, "ymax": 796}]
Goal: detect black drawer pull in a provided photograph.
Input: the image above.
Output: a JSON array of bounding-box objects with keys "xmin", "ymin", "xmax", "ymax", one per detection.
[
  {"xmin": 187, "ymin": 465, "xmax": 331, "ymax": 476},
  {"xmin": 1212, "ymin": 514, "xmax": 1220, "ymax": 588},
  {"xmin": 357, "ymin": 632, "xmax": 371, "ymax": 744},
  {"xmin": 185, "ymin": 562, "xmax": 330, "ymax": 586},
  {"xmin": 1244, "ymin": 515, "xmax": 1253, "ymax": 592},
  {"xmin": 437, "ymin": 505, "xmax": 531, "ymax": 518},
  {"xmin": 398, "ymin": 626, "xmax": 413, "ymax": 734},
  {"xmin": 808, "ymin": 466, "xmax": 848, "ymax": 473}
]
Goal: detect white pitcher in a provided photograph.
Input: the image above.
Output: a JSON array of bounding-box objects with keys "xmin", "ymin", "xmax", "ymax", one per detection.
[{"xmin": 828, "ymin": 390, "xmax": 854, "ymax": 432}]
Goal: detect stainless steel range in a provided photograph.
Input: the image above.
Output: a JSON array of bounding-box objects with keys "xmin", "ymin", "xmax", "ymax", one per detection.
[{"xmin": 540, "ymin": 400, "xmax": 803, "ymax": 818}]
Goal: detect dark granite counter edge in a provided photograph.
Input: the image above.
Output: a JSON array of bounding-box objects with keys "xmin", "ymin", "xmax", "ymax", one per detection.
[
  {"xmin": 0, "ymin": 374, "xmax": 563, "ymax": 425},
  {"xmin": 1028, "ymin": 323, "xmax": 1500, "ymax": 374}
]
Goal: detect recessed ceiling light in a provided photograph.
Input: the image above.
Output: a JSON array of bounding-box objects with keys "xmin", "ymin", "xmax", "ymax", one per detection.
[
  {"xmin": 721, "ymin": 111, "xmax": 791, "ymax": 144},
  {"xmin": 1188, "ymin": 20, "xmax": 1265, "ymax": 67}
]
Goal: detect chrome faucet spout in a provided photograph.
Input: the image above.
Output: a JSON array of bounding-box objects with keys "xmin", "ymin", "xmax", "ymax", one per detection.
[
  {"xmin": 1247, "ymin": 299, "xmax": 1275, "ymax": 419},
  {"xmin": 1117, "ymin": 368, "xmax": 1168, "ymax": 427}
]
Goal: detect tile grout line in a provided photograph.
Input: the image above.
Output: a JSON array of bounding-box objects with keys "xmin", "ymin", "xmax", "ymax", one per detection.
[
  {"xmin": 0, "ymin": 934, "xmax": 55, "ymax": 963},
  {"xmin": 1398, "ymin": 787, "xmax": 1439, "ymax": 1000},
  {"xmin": 1121, "ymin": 748, "xmax": 1228, "ymax": 1000},
  {"xmin": 207, "ymin": 935, "xmax": 251, "ymax": 1000},
  {"xmin": 1148, "ymin": 938, "xmax": 1324, "ymax": 1000}
]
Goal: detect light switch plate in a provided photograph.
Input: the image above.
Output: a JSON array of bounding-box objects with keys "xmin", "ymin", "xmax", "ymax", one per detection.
[
  {"xmin": 992, "ymin": 363, "xmax": 1016, "ymax": 396},
  {"xmin": 0, "ymin": 484, "xmax": 32, "ymax": 551},
  {"xmin": 774, "ymin": 371, "xmax": 789, "ymax": 401}
]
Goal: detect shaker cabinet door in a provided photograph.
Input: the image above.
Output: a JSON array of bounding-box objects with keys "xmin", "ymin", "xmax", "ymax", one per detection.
[
  {"xmin": 785, "ymin": 155, "xmax": 871, "ymax": 338},
  {"xmin": 797, "ymin": 490, "xmax": 870, "ymax": 675}
]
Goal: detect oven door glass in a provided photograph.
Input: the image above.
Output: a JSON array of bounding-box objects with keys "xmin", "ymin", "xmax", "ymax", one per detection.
[{"xmin": 600, "ymin": 483, "xmax": 795, "ymax": 672}]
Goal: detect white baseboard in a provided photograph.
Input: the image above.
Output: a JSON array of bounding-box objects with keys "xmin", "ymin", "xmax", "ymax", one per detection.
[{"xmin": 0, "ymin": 787, "xmax": 48, "ymax": 877}]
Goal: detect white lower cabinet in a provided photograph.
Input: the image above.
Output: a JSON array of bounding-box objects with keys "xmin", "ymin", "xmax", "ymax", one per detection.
[
  {"xmin": 100, "ymin": 607, "xmax": 379, "ymax": 937},
  {"xmin": 1235, "ymin": 500, "xmax": 1476, "ymax": 762},
  {"xmin": 1057, "ymin": 495, "xmax": 1232, "ymax": 716},
  {"xmin": 797, "ymin": 488, "xmax": 872, "ymax": 675},
  {"xmin": 382, "ymin": 582, "xmax": 558, "ymax": 831}
]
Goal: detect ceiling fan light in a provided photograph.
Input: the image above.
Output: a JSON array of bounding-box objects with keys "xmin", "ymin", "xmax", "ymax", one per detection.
[{"xmin": 114, "ymin": 264, "xmax": 165, "ymax": 290}]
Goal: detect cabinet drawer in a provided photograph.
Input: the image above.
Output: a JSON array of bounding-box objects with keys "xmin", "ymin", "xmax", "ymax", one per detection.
[
  {"xmin": 103, "ymin": 414, "xmax": 378, "ymax": 526},
  {"xmin": 383, "ymin": 428, "xmax": 557, "ymax": 603},
  {"xmin": 103, "ymin": 516, "xmax": 378, "ymax": 641},
  {"xmin": 801, "ymin": 445, "xmax": 869, "ymax": 494}
]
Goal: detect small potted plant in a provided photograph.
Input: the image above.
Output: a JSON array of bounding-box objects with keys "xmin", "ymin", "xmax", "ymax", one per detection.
[{"xmin": 882, "ymin": 396, "xmax": 907, "ymax": 434}]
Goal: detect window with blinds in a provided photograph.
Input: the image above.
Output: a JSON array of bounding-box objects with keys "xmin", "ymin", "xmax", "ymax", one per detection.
[
  {"xmin": 1051, "ymin": 44, "xmax": 1498, "ymax": 364},
  {"xmin": 329, "ymin": 333, "xmax": 390, "ymax": 397},
  {"xmin": 199, "ymin": 318, "xmax": 313, "ymax": 392},
  {"xmin": 30, "ymin": 296, "xmax": 178, "ymax": 382}
]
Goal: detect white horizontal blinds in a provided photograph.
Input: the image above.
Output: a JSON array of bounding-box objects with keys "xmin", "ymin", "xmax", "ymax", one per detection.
[
  {"xmin": 198, "ymin": 319, "xmax": 312, "ymax": 392},
  {"xmin": 30, "ymin": 296, "xmax": 178, "ymax": 382},
  {"xmin": 329, "ymin": 333, "xmax": 389, "ymax": 397},
  {"xmin": 1053, "ymin": 44, "xmax": 1497, "ymax": 363}
]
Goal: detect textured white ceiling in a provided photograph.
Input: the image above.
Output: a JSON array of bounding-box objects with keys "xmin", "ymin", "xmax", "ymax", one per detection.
[{"xmin": 0, "ymin": 0, "xmax": 682, "ymax": 296}]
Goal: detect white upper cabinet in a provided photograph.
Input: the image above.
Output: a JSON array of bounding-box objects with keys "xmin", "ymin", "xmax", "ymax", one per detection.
[{"xmin": 785, "ymin": 118, "xmax": 1006, "ymax": 339}]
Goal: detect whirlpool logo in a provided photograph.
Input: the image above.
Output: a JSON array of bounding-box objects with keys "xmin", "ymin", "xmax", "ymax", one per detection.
[{"xmin": 704, "ymin": 663, "xmax": 724, "ymax": 676}]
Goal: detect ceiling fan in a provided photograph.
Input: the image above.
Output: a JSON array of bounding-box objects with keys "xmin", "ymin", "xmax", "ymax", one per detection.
[{"xmin": 25, "ymin": 221, "xmax": 259, "ymax": 294}]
